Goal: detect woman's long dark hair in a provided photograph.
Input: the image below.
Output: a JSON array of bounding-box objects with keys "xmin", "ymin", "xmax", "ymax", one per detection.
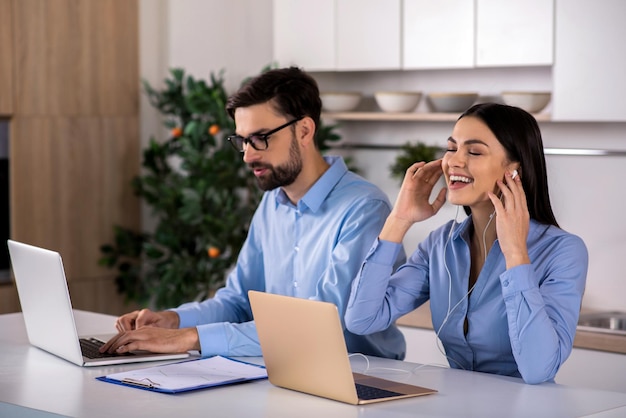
[{"xmin": 459, "ymin": 103, "xmax": 559, "ymax": 228}]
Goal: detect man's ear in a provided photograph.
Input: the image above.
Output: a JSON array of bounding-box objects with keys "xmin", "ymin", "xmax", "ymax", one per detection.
[{"xmin": 298, "ymin": 117, "xmax": 316, "ymax": 146}]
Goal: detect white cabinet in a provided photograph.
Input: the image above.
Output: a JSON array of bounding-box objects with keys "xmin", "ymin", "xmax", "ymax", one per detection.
[
  {"xmin": 398, "ymin": 326, "xmax": 448, "ymax": 366},
  {"xmin": 273, "ymin": 0, "xmax": 335, "ymax": 71},
  {"xmin": 274, "ymin": 0, "xmax": 554, "ymax": 72},
  {"xmin": 403, "ymin": 0, "xmax": 474, "ymax": 70},
  {"xmin": 552, "ymin": 0, "xmax": 626, "ymax": 121},
  {"xmin": 401, "ymin": 327, "xmax": 626, "ymax": 394},
  {"xmin": 273, "ymin": 0, "xmax": 401, "ymax": 71},
  {"xmin": 476, "ymin": 0, "xmax": 554, "ymax": 67},
  {"xmin": 336, "ymin": 0, "xmax": 401, "ymax": 70},
  {"xmin": 403, "ymin": 0, "xmax": 553, "ymax": 69},
  {"xmin": 556, "ymin": 347, "xmax": 626, "ymax": 393}
]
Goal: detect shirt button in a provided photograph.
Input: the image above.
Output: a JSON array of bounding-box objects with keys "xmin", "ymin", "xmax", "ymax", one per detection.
[
  {"xmin": 294, "ymin": 246, "xmax": 300, "ymax": 252},
  {"xmin": 503, "ymin": 280, "xmax": 509, "ymax": 287},
  {"xmin": 293, "ymin": 282, "xmax": 298, "ymax": 288}
]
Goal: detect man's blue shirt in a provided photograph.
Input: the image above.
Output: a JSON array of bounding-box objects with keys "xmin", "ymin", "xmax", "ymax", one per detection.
[{"xmin": 174, "ymin": 156, "xmax": 406, "ymax": 359}]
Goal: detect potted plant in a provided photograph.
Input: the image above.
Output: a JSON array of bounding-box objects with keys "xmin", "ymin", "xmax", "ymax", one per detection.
[
  {"xmin": 100, "ymin": 67, "xmax": 343, "ymax": 309},
  {"xmin": 389, "ymin": 141, "xmax": 441, "ymax": 184}
]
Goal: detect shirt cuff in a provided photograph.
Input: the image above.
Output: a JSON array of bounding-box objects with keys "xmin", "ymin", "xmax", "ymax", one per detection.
[
  {"xmin": 196, "ymin": 323, "xmax": 229, "ymax": 357},
  {"xmin": 500, "ymin": 263, "xmax": 536, "ymax": 297},
  {"xmin": 171, "ymin": 307, "xmax": 198, "ymax": 328},
  {"xmin": 369, "ymin": 238, "xmax": 403, "ymax": 264}
]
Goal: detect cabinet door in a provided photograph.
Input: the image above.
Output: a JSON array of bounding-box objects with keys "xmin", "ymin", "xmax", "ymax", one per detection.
[
  {"xmin": 556, "ymin": 347, "xmax": 626, "ymax": 393},
  {"xmin": 273, "ymin": 0, "xmax": 335, "ymax": 71},
  {"xmin": 0, "ymin": 0, "xmax": 13, "ymax": 115},
  {"xmin": 336, "ymin": 0, "xmax": 401, "ymax": 70},
  {"xmin": 476, "ymin": 0, "xmax": 554, "ymax": 67},
  {"xmin": 403, "ymin": 0, "xmax": 474, "ymax": 70},
  {"xmin": 8, "ymin": 0, "xmax": 140, "ymax": 315},
  {"xmin": 552, "ymin": 0, "xmax": 626, "ymax": 121},
  {"xmin": 399, "ymin": 326, "xmax": 448, "ymax": 365}
]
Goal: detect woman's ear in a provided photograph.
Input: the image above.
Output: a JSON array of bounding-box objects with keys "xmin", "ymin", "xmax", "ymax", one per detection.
[{"xmin": 507, "ymin": 164, "xmax": 521, "ymax": 179}]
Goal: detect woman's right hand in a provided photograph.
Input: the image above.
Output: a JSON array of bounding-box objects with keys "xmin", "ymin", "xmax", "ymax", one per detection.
[{"xmin": 380, "ymin": 160, "xmax": 447, "ymax": 242}]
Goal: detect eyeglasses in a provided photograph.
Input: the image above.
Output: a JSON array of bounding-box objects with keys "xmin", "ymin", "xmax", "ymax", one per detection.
[{"xmin": 227, "ymin": 117, "xmax": 303, "ymax": 153}]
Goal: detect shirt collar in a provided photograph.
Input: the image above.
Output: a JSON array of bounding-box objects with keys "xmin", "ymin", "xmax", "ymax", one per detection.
[
  {"xmin": 456, "ymin": 215, "xmax": 473, "ymax": 241},
  {"xmin": 274, "ymin": 155, "xmax": 347, "ymax": 212}
]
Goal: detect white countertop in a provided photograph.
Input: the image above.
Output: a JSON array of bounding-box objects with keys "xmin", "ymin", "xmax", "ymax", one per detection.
[{"xmin": 1, "ymin": 310, "xmax": 626, "ymax": 418}]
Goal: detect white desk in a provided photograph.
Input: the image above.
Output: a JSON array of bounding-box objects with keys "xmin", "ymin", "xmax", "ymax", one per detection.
[{"xmin": 2, "ymin": 310, "xmax": 626, "ymax": 418}]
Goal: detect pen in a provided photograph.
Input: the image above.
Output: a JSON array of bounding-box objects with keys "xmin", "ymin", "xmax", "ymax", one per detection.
[{"xmin": 121, "ymin": 378, "xmax": 160, "ymax": 389}]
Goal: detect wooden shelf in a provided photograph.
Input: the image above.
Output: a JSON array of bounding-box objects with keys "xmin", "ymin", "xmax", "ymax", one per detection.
[{"xmin": 322, "ymin": 111, "xmax": 552, "ymax": 122}]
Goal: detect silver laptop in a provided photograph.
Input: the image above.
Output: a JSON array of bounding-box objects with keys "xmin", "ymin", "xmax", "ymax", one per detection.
[
  {"xmin": 249, "ymin": 290, "xmax": 437, "ymax": 405},
  {"xmin": 7, "ymin": 239, "xmax": 189, "ymax": 367}
]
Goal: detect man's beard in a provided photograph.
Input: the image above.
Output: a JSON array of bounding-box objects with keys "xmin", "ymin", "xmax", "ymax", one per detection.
[{"xmin": 249, "ymin": 135, "xmax": 303, "ymax": 191}]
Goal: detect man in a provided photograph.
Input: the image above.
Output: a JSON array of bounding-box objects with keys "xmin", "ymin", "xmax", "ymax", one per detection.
[{"xmin": 101, "ymin": 67, "xmax": 406, "ymax": 360}]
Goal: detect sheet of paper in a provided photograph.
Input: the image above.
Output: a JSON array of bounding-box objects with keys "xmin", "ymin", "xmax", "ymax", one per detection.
[{"xmin": 102, "ymin": 356, "xmax": 267, "ymax": 391}]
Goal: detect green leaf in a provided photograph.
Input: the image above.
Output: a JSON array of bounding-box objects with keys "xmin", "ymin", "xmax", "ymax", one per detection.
[
  {"xmin": 100, "ymin": 64, "xmax": 339, "ymax": 309},
  {"xmin": 389, "ymin": 142, "xmax": 441, "ymax": 182}
]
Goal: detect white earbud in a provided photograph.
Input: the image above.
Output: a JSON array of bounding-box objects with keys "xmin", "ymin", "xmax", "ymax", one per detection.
[{"xmin": 511, "ymin": 169, "xmax": 518, "ymax": 179}]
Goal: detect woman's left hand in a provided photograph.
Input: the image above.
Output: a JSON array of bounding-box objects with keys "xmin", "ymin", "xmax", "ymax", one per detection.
[{"xmin": 488, "ymin": 171, "xmax": 531, "ymax": 269}]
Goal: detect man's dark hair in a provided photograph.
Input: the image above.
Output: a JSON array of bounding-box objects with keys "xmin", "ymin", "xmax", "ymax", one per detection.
[{"xmin": 226, "ymin": 67, "xmax": 322, "ymax": 137}]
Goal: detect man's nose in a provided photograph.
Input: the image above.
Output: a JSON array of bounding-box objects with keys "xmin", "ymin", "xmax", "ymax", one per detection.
[{"xmin": 242, "ymin": 144, "xmax": 260, "ymax": 164}]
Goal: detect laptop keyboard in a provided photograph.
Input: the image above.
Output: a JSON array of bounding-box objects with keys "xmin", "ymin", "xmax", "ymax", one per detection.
[
  {"xmin": 355, "ymin": 383, "xmax": 403, "ymax": 400},
  {"xmin": 80, "ymin": 337, "xmax": 131, "ymax": 359}
]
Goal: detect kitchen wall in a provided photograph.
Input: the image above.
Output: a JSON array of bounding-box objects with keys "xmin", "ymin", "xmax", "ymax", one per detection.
[{"xmin": 140, "ymin": 1, "xmax": 626, "ymax": 312}]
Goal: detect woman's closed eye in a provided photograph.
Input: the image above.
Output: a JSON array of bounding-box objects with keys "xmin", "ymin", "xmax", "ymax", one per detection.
[{"xmin": 444, "ymin": 148, "xmax": 483, "ymax": 158}]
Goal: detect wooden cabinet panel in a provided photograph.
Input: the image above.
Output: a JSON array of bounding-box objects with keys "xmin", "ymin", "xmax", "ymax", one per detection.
[
  {"xmin": 0, "ymin": 0, "xmax": 13, "ymax": 115},
  {"xmin": 0, "ymin": 283, "xmax": 20, "ymax": 313},
  {"xmin": 12, "ymin": 0, "xmax": 138, "ymax": 116},
  {"xmin": 68, "ymin": 275, "xmax": 138, "ymax": 316},
  {"xmin": 5, "ymin": 0, "xmax": 140, "ymax": 314},
  {"xmin": 0, "ymin": 272, "xmax": 134, "ymax": 315},
  {"xmin": 10, "ymin": 116, "xmax": 140, "ymax": 280}
]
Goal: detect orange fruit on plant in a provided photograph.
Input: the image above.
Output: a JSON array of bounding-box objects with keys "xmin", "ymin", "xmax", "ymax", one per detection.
[
  {"xmin": 171, "ymin": 127, "xmax": 183, "ymax": 138},
  {"xmin": 207, "ymin": 246, "xmax": 221, "ymax": 258},
  {"xmin": 208, "ymin": 124, "xmax": 220, "ymax": 136}
]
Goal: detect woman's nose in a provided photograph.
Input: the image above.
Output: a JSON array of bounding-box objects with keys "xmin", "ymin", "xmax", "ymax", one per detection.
[{"xmin": 445, "ymin": 151, "xmax": 465, "ymax": 168}]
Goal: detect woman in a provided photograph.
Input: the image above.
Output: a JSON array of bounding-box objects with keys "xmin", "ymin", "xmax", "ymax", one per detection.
[{"xmin": 345, "ymin": 103, "xmax": 588, "ymax": 384}]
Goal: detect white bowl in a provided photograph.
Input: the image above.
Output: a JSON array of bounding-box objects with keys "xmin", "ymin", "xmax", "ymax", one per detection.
[
  {"xmin": 374, "ymin": 91, "xmax": 422, "ymax": 113},
  {"xmin": 501, "ymin": 91, "xmax": 551, "ymax": 113},
  {"xmin": 320, "ymin": 92, "xmax": 362, "ymax": 112},
  {"xmin": 427, "ymin": 92, "xmax": 478, "ymax": 113}
]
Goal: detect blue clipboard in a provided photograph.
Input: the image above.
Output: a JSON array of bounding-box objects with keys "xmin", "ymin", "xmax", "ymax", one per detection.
[{"xmin": 96, "ymin": 355, "xmax": 267, "ymax": 394}]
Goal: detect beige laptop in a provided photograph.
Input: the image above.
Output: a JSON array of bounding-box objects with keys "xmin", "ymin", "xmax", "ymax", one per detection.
[
  {"xmin": 248, "ymin": 290, "xmax": 437, "ymax": 405},
  {"xmin": 7, "ymin": 239, "xmax": 189, "ymax": 367}
]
